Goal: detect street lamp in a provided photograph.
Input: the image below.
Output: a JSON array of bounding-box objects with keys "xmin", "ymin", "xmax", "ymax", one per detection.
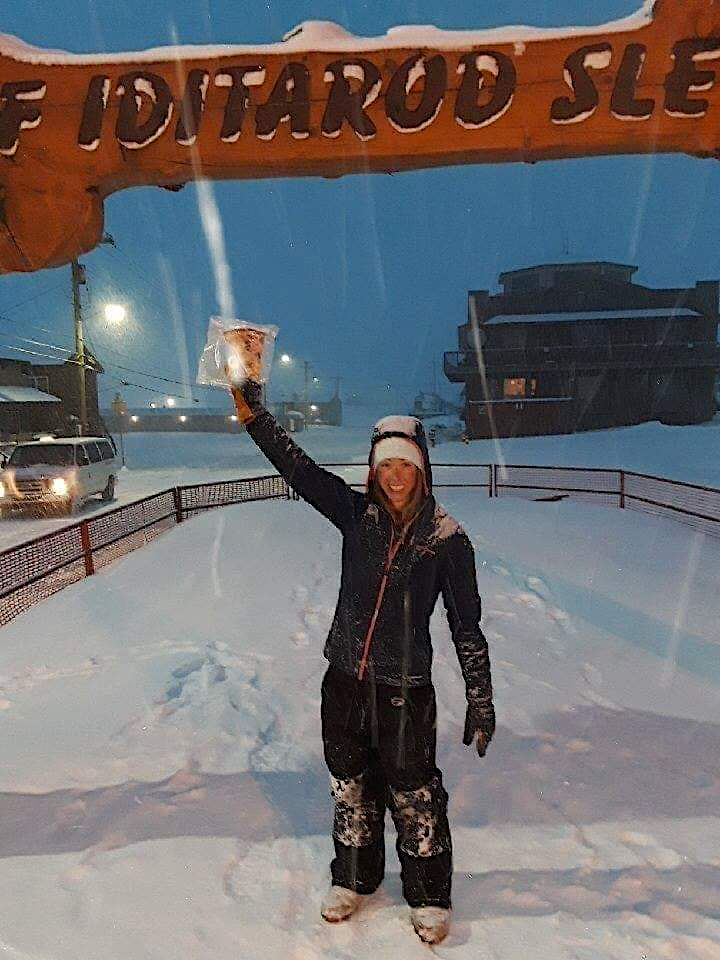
[
  {"xmin": 165, "ymin": 397, "xmax": 176, "ymax": 408},
  {"xmin": 104, "ymin": 303, "xmax": 126, "ymax": 325},
  {"xmin": 277, "ymin": 353, "xmax": 317, "ymax": 423}
]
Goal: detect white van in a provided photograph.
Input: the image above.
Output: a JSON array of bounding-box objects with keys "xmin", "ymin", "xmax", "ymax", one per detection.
[{"xmin": 0, "ymin": 436, "xmax": 119, "ymax": 517}]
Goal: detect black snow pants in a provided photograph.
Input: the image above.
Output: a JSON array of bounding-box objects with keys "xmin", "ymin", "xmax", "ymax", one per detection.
[{"xmin": 320, "ymin": 665, "xmax": 452, "ymax": 908}]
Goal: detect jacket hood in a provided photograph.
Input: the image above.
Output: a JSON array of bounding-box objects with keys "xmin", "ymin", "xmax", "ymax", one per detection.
[{"xmin": 368, "ymin": 415, "xmax": 433, "ymax": 494}]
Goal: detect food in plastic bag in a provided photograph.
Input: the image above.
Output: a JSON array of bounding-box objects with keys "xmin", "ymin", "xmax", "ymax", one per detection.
[
  {"xmin": 223, "ymin": 327, "xmax": 266, "ymax": 382},
  {"xmin": 197, "ymin": 316, "xmax": 279, "ymax": 387}
]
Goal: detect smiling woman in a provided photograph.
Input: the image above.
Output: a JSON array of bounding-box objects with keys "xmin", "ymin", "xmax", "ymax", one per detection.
[{"xmin": 227, "ymin": 380, "xmax": 495, "ymax": 944}]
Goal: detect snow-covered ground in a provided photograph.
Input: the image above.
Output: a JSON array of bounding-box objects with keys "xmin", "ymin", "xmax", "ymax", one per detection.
[{"xmin": 1, "ymin": 416, "xmax": 719, "ymax": 959}]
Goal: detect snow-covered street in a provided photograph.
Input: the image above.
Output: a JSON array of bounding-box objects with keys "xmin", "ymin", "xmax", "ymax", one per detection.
[{"xmin": 1, "ymin": 422, "xmax": 718, "ymax": 957}]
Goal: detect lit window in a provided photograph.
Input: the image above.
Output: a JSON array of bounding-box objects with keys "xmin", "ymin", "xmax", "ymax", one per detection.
[{"xmin": 503, "ymin": 377, "xmax": 526, "ymax": 397}]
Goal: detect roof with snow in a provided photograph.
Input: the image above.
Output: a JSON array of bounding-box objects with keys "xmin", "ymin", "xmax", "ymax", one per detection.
[
  {"xmin": 483, "ymin": 308, "xmax": 703, "ymax": 326},
  {"xmin": 0, "ymin": 386, "xmax": 62, "ymax": 403}
]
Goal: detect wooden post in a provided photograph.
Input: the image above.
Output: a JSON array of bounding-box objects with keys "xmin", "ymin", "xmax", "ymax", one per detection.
[{"xmin": 80, "ymin": 520, "xmax": 94, "ymax": 576}]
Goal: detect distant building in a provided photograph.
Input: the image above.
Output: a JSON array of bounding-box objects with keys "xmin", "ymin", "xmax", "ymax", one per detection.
[
  {"xmin": 411, "ymin": 391, "xmax": 458, "ymax": 419},
  {"xmin": 444, "ymin": 262, "xmax": 720, "ymax": 439},
  {"xmin": 274, "ymin": 394, "xmax": 342, "ymax": 428},
  {"xmin": 102, "ymin": 394, "xmax": 342, "ymax": 434},
  {"xmin": 104, "ymin": 405, "xmax": 244, "ymax": 433},
  {"xmin": 0, "ymin": 356, "xmax": 104, "ymax": 439}
]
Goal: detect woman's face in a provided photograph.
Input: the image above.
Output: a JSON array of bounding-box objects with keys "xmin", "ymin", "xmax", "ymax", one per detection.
[{"xmin": 376, "ymin": 458, "xmax": 419, "ymax": 512}]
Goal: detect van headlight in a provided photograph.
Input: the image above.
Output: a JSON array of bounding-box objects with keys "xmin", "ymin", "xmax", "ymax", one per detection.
[{"xmin": 50, "ymin": 477, "xmax": 69, "ymax": 497}]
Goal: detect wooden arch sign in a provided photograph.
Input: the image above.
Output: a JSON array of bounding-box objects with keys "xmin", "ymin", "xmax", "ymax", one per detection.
[{"xmin": 0, "ymin": 0, "xmax": 719, "ymax": 274}]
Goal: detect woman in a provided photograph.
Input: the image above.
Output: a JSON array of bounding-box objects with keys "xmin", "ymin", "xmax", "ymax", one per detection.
[{"xmin": 231, "ymin": 382, "xmax": 495, "ymax": 945}]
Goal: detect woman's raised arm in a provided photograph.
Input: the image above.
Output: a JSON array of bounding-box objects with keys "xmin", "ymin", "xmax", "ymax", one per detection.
[{"xmin": 232, "ymin": 384, "xmax": 360, "ymax": 531}]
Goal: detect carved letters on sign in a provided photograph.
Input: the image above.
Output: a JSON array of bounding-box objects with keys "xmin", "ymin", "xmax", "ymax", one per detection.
[{"xmin": 0, "ymin": 0, "xmax": 719, "ymax": 273}]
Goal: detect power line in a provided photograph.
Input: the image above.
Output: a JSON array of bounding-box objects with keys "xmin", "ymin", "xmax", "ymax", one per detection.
[
  {"xmin": 1, "ymin": 281, "xmax": 68, "ymax": 315},
  {"xmin": 0, "ymin": 340, "xmax": 198, "ymax": 405}
]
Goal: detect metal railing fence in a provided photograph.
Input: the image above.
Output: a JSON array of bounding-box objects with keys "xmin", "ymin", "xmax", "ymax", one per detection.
[
  {"xmin": 321, "ymin": 462, "xmax": 720, "ymax": 540},
  {"xmin": 0, "ymin": 474, "xmax": 290, "ymax": 628},
  {"xmin": 0, "ymin": 465, "xmax": 717, "ymax": 629}
]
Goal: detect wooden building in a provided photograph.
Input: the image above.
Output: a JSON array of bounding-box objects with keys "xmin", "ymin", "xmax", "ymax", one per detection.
[
  {"xmin": 0, "ymin": 356, "xmax": 104, "ymax": 439},
  {"xmin": 444, "ymin": 263, "xmax": 720, "ymax": 439}
]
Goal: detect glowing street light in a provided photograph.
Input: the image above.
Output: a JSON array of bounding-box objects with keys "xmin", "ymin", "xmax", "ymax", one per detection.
[
  {"xmin": 130, "ymin": 415, "xmax": 139, "ymax": 423},
  {"xmin": 280, "ymin": 353, "xmax": 291, "ymax": 364},
  {"xmin": 165, "ymin": 397, "xmax": 176, "ymax": 408},
  {"xmin": 179, "ymin": 415, "xmax": 187, "ymax": 423},
  {"xmin": 104, "ymin": 303, "xmax": 126, "ymax": 325}
]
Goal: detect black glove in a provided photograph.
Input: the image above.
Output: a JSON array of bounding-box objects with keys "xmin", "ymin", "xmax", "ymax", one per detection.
[
  {"xmin": 463, "ymin": 699, "xmax": 495, "ymax": 757},
  {"xmin": 240, "ymin": 379, "xmax": 263, "ymax": 410},
  {"xmin": 230, "ymin": 380, "xmax": 263, "ymax": 423}
]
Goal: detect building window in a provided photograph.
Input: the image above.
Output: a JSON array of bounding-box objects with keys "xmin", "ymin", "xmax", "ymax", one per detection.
[
  {"xmin": 503, "ymin": 377, "xmax": 537, "ymax": 398},
  {"xmin": 504, "ymin": 378, "xmax": 524, "ymax": 397}
]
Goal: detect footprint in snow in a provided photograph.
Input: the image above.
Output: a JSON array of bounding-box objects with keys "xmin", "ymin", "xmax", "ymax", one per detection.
[
  {"xmin": 525, "ymin": 575, "xmax": 552, "ymax": 600},
  {"xmin": 517, "ymin": 591, "xmax": 545, "ymax": 610},
  {"xmin": 582, "ymin": 662, "xmax": 603, "ymax": 687},
  {"xmin": 548, "ymin": 606, "xmax": 576, "ymax": 634}
]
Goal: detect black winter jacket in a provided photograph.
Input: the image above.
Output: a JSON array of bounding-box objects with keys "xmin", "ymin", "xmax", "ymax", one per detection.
[{"xmin": 246, "ymin": 410, "xmax": 493, "ymax": 710}]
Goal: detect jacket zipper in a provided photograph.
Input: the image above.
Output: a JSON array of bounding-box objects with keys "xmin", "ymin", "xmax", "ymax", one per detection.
[{"xmin": 356, "ymin": 505, "xmax": 422, "ymax": 681}]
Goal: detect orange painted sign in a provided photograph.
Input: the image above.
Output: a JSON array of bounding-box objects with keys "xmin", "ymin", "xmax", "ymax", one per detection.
[{"xmin": 0, "ymin": 0, "xmax": 719, "ymax": 274}]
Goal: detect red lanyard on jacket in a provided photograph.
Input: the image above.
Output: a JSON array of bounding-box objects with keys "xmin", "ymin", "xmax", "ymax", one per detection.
[{"xmin": 356, "ymin": 510, "xmax": 420, "ymax": 681}]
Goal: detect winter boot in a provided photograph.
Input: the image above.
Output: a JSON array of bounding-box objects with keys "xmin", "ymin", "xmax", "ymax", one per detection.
[
  {"xmin": 410, "ymin": 906, "xmax": 451, "ymax": 944},
  {"xmin": 321, "ymin": 886, "xmax": 362, "ymax": 923}
]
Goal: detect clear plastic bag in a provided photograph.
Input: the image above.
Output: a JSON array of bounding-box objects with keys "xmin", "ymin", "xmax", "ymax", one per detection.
[{"xmin": 197, "ymin": 316, "xmax": 279, "ymax": 388}]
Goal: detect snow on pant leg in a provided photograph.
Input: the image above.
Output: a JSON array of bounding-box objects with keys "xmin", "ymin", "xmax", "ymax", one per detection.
[
  {"xmin": 321, "ymin": 666, "xmax": 386, "ymax": 894},
  {"xmin": 377, "ymin": 682, "xmax": 453, "ymax": 909}
]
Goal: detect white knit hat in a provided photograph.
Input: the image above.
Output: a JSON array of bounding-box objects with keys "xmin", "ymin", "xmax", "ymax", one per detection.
[{"xmin": 371, "ymin": 436, "xmax": 424, "ymax": 473}]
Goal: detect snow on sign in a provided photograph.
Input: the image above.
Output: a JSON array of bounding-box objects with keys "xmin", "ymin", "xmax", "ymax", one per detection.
[{"xmin": 0, "ymin": 0, "xmax": 719, "ymax": 273}]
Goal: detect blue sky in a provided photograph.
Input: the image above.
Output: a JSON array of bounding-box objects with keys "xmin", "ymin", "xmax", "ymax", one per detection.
[{"xmin": 1, "ymin": 1, "xmax": 718, "ymax": 411}]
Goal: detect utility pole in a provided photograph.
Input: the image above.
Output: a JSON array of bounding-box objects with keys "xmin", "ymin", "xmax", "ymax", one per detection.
[
  {"xmin": 70, "ymin": 235, "xmax": 114, "ymax": 437},
  {"xmin": 71, "ymin": 259, "xmax": 87, "ymax": 435},
  {"xmin": 110, "ymin": 392, "xmax": 127, "ymax": 466},
  {"xmin": 303, "ymin": 359, "xmax": 311, "ymax": 425}
]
